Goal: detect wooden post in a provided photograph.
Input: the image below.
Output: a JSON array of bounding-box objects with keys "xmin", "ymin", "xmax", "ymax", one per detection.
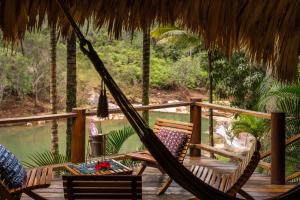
[
  {"xmin": 190, "ymin": 98, "xmax": 202, "ymax": 157},
  {"xmin": 271, "ymin": 112, "xmax": 285, "ymax": 185},
  {"xmin": 71, "ymin": 108, "xmax": 86, "ymax": 163}
]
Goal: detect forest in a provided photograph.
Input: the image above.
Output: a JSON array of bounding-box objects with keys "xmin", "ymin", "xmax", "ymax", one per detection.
[{"xmin": 0, "ymin": 27, "xmax": 270, "ymax": 111}]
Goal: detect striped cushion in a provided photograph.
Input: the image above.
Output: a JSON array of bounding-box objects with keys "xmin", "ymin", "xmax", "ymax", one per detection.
[
  {"xmin": 157, "ymin": 128, "xmax": 187, "ymax": 157},
  {"xmin": 0, "ymin": 144, "xmax": 26, "ymax": 188}
]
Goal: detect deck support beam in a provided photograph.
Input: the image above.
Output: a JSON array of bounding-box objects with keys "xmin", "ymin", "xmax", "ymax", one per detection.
[
  {"xmin": 71, "ymin": 108, "xmax": 86, "ymax": 163},
  {"xmin": 190, "ymin": 98, "xmax": 202, "ymax": 157},
  {"xmin": 271, "ymin": 112, "xmax": 285, "ymax": 185}
]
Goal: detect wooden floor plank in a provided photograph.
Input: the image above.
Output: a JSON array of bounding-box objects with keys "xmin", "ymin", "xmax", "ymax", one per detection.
[{"xmin": 21, "ymin": 156, "xmax": 296, "ymax": 200}]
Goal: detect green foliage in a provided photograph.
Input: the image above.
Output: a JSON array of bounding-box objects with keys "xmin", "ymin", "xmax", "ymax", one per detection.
[
  {"xmin": 0, "ymin": 29, "xmax": 66, "ymax": 104},
  {"xmin": 231, "ymin": 115, "xmax": 270, "ymax": 139},
  {"xmin": 106, "ymin": 126, "xmax": 136, "ymax": 154},
  {"xmin": 171, "ymin": 56, "xmax": 205, "ymax": 88},
  {"xmin": 210, "ymin": 52, "xmax": 265, "ymax": 109},
  {"xmin": 22, "ymin": 150, "xmax": 67, "ymax": 168},
  {"xmin": 0, "ymin": 50, "xmax": 32, "ymax": 96},
  {"xmin": 1, "ymin": 26, "xmax": 268, "ymax": 109},
  {"xmin": 106, "ymin": 126, "xmax": 141, "ymax": 167},
  {"xmin": 258, "ymin": 80, "xmax": 300, "ymax": 161},
  {"xmin": 151, "ymin": 26, "xmax": 200, "ymax": 55},
  {"xmin": 151, "ymin": 26, "xmax": 266, "ymax": 107}
]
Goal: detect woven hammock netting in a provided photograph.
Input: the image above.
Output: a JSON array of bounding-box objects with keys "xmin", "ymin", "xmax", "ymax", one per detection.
[{"xmin": 55, "ymin": 1, "xmax": 300, "ymax": 199}]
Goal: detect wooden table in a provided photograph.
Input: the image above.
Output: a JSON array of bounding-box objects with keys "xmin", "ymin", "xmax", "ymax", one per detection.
[{"xmin": 63, "ymin": 159, "xmax": 133, "ymax": 175}]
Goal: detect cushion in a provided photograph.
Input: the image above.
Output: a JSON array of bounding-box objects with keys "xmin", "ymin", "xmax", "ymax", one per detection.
[
  {"xmin": 0, "ymin": 144, "xmax": 27, "ymax": 189},
  {"xmin": 156, "ymin": 128, "xmax": 187, "ymax": 157}
]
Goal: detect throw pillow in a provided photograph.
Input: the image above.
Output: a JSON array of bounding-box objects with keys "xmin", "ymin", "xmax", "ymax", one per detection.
[
  {"xmin": 157, "ymin": 128, "xmax": 187, "ymax": 157},
  {"xmin": 0, "ymin": 144, "xmax": 27, "ymax": 189}
]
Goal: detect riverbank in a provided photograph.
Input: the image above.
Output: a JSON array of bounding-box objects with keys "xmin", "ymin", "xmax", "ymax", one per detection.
[{"xmin": 0, "ymin": 88, "xmax": 208, "ymax": 119}]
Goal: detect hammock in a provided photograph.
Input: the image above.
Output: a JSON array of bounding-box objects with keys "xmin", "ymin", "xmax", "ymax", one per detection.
[{"xmin": 55, "ymin": 1, "xmax": 300, "ymax": 199}]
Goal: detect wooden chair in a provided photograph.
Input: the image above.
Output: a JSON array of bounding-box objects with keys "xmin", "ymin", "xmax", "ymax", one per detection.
[
  {"xmin": 126, "ymin": 118, "xmax": 193, "ymax": 195},
  {"xmin": 190, "ymin": 140, "xmax": 261, "ymax": 200},
  {"xmin": 0, "ymin": 166, "xmax": 53, "ymax": 200},
  {"xmin": 63, "ymin": 175, "xmax": 142, "ymax": 200}
]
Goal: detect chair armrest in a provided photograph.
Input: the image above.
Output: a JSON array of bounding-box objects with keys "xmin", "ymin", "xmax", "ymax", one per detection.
[
  {"xmin": 258, "ymin": 161, "xmax": 271, "ymax": 170},
  {"xmin": 189, "ymin": 144, "xmax": 243, "ymax": 161}
]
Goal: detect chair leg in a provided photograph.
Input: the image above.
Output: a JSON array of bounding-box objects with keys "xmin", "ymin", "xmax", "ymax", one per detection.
[
  {"xmin": 136, "ymin": 162, "xmax": 147, "ymax": 175},
  {"xmin": 238, "ymin": 189, "xmax": 255, "ymax": 200},
  {"xmin": 157, "ymin": 178, "xmax": 172, "ymax": 195},
  {"xmin": 24, "ymin": 190, "xmax": 48, "ymax": 200}
]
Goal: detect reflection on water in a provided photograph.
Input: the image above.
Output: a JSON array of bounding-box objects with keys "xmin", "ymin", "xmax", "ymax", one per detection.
[{"xmin": 0, "ymin": 111, "xmax": 209, "ymax": 162}]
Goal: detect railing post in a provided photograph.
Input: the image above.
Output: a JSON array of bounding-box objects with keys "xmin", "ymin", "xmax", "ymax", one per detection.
[
  {"xmin": 271, "ymin": 112, "xmax": 285, "ymax": 185},
  {"xmin": 190, "ymin": 98, "xmax": 202, "ymax": 157},
  {"xmin": 71, "ymin": 108, "xmax": 86, "ymax": 163}
]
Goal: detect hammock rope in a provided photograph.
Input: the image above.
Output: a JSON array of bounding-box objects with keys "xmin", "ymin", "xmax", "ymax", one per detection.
[{"xmin": 55, "ymin": 1, "xmax": 300, "ymax": 199}]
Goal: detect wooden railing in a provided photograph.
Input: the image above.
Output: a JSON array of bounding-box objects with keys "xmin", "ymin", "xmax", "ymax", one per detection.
[
  {"xmin": 86, "ymin": 102, "xmax": 192, "ymax": 116},
  {"xmin": 195, "ymin": 102, "xmax": 271, "ymax": 119},
  {"xmin": 191, "ymin": 101, "xmax": 288, "ymax": 185},
  {"xmin": 0, "ymin": 113, "xmax": 77, "ymax": 125},
  {"xmin": 260, "ymin": 133, "xmax": 300, "ymax": 160},
  {"xmin": 1, "ymin": 100, "xmax": 298, "ymax": 184}
]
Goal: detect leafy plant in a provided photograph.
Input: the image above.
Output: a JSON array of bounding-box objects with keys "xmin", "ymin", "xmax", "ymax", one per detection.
[
  {"xmin": 231, "ymin": 115, "xmax": 270, "ymax": 139},
  {"xmin": 210, "ymin": 52, "xmax": 265, "ymax": 109},
  {"xmin": 106, "ymin": 126, "xmax": 136, "ymax": 155},
  {"xmin": 22, "ymin": 150, "xmax": 68, "ymax": 168},
  {"xmin": 258, "ymin": 80, "xmax": 300, "ymax": 176},
  {"xmin": 106, "ymin": 126, "xmax": 142, "ymax": 167}
]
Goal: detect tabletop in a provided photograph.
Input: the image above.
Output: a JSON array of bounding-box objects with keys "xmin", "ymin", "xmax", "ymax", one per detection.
[{"xmin": 63, "ymin": 159, "xmax": 133, "ymax": 175}]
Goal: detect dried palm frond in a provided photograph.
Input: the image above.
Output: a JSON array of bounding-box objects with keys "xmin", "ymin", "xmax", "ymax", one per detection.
[{"xmin": 0, "ymin": 0, "xmax": 299, "ymax": 82}]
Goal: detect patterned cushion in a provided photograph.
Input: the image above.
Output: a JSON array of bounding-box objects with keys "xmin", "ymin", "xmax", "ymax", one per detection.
[
  {"xmin": 156, "ymin": 128, "xmax": 187, "ymax": 157},
  {"xmin": 0, "ymin": 144, "xmax": 27, "ymax": 189}
]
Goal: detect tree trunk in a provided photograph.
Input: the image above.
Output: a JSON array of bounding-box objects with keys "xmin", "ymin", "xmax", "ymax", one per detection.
[
  {"xmin": 66, "ymin": 31, "xmax": 77, "ymax": 161},
  {"xmin": 208, "ymin": 51, "xmax": 215, "ymax": 158},
  {"xmin": 142, "ymin": 29, "xmax": 150, "ymax": 124},
  {"xmin": 50, "ymin": 25, "xmax": 59, "ymax": 159}
]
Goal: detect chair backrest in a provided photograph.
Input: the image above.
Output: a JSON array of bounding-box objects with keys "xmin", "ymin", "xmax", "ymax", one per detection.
[
  {"xmin": 63, "ymin": 175, "xmax": 142, "ymax": 200},
  {"xmin": 154, "ymin": 118, "xmax": 193, "ymax": 163},
  {"xmin": 224, "ymin": 140, "xmax": 261, "ymax": 195}
]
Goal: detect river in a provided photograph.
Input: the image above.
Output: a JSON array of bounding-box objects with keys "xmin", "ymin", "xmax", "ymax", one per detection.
[{"xmin": 0, "ymin": 111, "xmax": 209, "ymax": 163}]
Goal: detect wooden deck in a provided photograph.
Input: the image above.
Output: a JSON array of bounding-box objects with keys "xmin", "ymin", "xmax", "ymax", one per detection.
[{"xmin": 21, "ymin": 156, "xmax": 295, "ymax": 200}]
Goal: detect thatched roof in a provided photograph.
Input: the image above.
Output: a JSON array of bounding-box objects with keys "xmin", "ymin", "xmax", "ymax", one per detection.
[{"xmin": 0, "ymin": 0, "xmax": 299, "ymax": 82}]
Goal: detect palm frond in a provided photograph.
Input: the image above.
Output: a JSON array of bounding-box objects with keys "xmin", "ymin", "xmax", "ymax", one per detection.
[
  {"xmin": 231, "ymin": 115, "xmax": 270, "ymax": 139},
  {"xmin": 151, "ymin": 26, "xmax": 180, "ymax": 39},
  {"xmin": 22, "ymin": 150, "xmax": 68, "ymax": 168},
  {"xmin": 258, "ymin": 80, "xmax": 300, "ymax": 171},
  {"xmin": 151, "ymin": 26, "xmax": 201, "ymax": 51},
  {"xmin": 106, "ymin": 126, "xmax": 135, "ymax": 154}
]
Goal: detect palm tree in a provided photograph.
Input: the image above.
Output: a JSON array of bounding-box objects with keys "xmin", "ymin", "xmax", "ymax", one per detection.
[
  {"xmin": 50, "ymin": 25, "xmax": 59, "ymax": 159},
  {"xmin": 208, "ymin": 50, "xmax": 215, "ymax": 158},
  {"xmin": 66, "ymin": 31, "xmax": 77, "ymax": 161},
  {"xmin": 142, "ymin": 29, "xmax": 150, "ymax": 124}
]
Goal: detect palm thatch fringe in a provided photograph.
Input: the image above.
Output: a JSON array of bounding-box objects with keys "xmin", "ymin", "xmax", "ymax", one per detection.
[{"xmin": 0, "ymin": 0, "xmax": 299, "ymax": 82}]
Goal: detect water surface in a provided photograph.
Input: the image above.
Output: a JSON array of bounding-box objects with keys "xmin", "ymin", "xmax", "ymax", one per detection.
[{"xmin": 0, "ymin": 111, "xmax": 209, "ymax": 162}]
